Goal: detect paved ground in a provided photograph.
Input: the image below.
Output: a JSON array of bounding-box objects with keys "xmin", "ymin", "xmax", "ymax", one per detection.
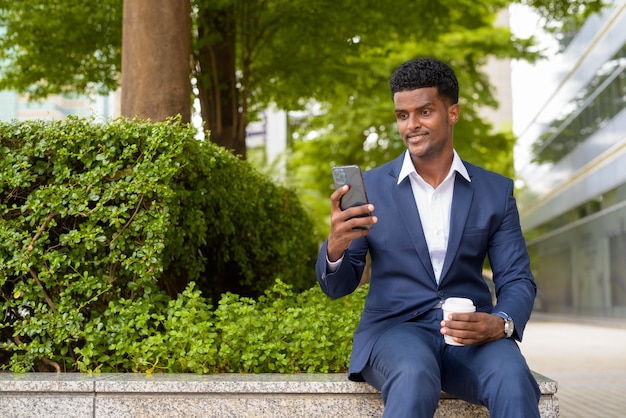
[{"xmin": 519, "ymin": 315, "xmax": 626, "ymax": 417}]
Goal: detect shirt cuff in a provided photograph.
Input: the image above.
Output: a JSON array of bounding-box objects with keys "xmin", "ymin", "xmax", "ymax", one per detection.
[{"xmin": 326, "ymin": 254, "xmax": 343, "ymax": 273}]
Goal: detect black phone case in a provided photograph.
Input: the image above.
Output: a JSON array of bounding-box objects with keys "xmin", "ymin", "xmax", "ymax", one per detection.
[
  {"xmin": 332, "ymin": 165, "xmax": 372, "ymax": 229},
  {"xmin": 332, "ymin": 165, "xmax": 369, "ymax": 210}
]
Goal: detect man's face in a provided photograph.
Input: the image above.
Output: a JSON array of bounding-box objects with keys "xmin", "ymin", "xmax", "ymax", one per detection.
[{"xmin": 393, "ymin": 87, "xmax": 459, "ymax": 161}]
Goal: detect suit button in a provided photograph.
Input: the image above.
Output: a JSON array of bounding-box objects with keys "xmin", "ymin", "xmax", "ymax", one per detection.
[{"xmin": 438, "ymin": 291, "xmax": 444, "ymax": 297}]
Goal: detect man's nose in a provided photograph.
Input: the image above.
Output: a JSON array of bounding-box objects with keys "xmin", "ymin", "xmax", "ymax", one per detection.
[{"xmin": 407, "ymin": 114, "xmax": 421, "ymax": 130}]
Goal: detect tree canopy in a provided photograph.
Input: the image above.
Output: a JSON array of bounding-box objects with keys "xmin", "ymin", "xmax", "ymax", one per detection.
[
  {"xmin": 0, "ymin": 0, "xmax": 121, "ymax": 97},
  {"xmin": 0, "ymin": 0, "xmax": 608, "ymax": 234},
  {"xmin": 0, "ymin": 0, "xmax": 606, "ymax": 149}
]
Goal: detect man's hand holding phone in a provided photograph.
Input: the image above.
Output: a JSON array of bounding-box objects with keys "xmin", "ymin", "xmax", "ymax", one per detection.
[{"xmin": 327, "ymin": 167, "xmax": 377, "ymax": 262}]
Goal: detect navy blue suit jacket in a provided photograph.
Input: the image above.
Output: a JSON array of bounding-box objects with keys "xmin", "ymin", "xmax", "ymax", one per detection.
[{"xmin": 315, "ymin": 153, "xmax": 537, "ymax": 381}]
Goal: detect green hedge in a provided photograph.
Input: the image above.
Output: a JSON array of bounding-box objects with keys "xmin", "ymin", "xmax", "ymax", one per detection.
[
  {"xmin": 75, "ymin": 280, "xmax": 366, "ymax": 374},
  {"xmin": 0, "ymin": 117, "xmax": 320, "ymax": 372}
]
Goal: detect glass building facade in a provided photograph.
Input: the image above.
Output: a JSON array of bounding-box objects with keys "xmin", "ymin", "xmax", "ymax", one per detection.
[
  {"xmin": 0, "ymin": 91, "xmax": 116, "ymax": 122},
  {"xmin": 514, "ymin": 1, "xmax": 626, "ymax": 318}
]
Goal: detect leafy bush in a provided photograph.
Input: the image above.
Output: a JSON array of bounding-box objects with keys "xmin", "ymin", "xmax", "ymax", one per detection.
[
  {"xmin": 0, "ymin": 117, "xmax": 318, "ymax": 371},
  {"xmin": 163, "ymin": 128, "xmax": 318, "ymax": 302},
  {"xmin": 76, "ymin": 281, "xmax": 218, "ymax": 374},
  {"xmin": 73, "ymin": 280, "xmax": 366, "ymax": 374},
  {"xmin": 212, "ymin": 280, "xmax": 364, "ymax": 374}
]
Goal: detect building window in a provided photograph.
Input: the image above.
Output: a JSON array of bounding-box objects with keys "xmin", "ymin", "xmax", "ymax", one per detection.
[{"xmin": 532, "ymin": 43, "xmax": 626, "ymax": 163}]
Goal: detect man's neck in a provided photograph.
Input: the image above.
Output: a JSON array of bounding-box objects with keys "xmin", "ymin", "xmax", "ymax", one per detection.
[{"xmin": 412, "ymin": 153, "xmax": 453, "ymax": 189}]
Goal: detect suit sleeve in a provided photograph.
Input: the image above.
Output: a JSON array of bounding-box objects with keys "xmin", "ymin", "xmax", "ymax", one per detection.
[
  {"xmin": 315, "ymin": 237, "xmax": 368, "ymax": 299},
  {"xmin": 488, "ymin": 180, "xmax": 537, "ymax": 341}
]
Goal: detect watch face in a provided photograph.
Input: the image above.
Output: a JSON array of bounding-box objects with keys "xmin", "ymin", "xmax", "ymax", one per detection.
[{"xmin": 505, "ymin": 319, "xmax": 514, "ymax": 337}]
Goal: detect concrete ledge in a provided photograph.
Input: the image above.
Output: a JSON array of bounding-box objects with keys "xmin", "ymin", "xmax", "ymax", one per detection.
[{"xmin": 0, "ymin": 371, "xmax": 558, "ymax": 417}]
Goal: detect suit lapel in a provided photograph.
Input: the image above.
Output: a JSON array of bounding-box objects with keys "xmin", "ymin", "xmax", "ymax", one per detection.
[
  {"xmin": 391, "ymin": 174, "xmax": 437, "ymax": 282},
  {"xmin": 439, "ymin": 173, "xmax": 473, "ymax": 283}
]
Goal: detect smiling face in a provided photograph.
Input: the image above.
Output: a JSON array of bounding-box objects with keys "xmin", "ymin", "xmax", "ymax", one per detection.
[
  {"xmin": 393, "ymin": 87, "xmax": 459, "ymax": 162},
  {"xmin": 393, "ymin": 87, "xmax": 459, "ymax": 163}
]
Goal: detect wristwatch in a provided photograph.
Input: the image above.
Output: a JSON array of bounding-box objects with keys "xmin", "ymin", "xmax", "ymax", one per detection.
[{"xmin": 492, "ymin": 311, "xmax": 514, "ymax": 338}]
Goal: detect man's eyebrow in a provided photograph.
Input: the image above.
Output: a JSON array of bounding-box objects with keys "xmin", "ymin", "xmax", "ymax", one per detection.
[{"xmin": 394, "ymin": 102, "xmax": 434, "ymax": 113}]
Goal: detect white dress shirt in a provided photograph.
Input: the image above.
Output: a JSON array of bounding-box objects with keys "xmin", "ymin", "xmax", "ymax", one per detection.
[
  {"xmin": 327, "ymin": 150, "xmax": 470, "ymax": 285},
  {"xmin": 397, "ymin": 150, "xmax": 470, "ymax": 284}
]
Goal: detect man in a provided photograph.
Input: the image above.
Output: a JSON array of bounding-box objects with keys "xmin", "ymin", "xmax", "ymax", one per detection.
[{"xmin": 315, "ymin": 58, "xmax": 540, "ymax": 417}]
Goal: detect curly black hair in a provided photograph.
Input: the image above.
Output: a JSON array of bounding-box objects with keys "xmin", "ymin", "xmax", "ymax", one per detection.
[{"xmin": 389, "ymin": 58, "xmax": 459, "ymax": 105}]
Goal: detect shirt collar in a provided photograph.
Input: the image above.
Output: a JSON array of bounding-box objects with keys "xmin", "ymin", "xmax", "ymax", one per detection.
[{"xmin": 397, "ymin": 149, "xmax": 471, "ymax": 185}]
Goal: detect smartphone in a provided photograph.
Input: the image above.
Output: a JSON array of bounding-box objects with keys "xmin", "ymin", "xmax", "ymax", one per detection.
[{"xmin": 331, "ymin": 165, "xmax": 372, "ymax": 229}]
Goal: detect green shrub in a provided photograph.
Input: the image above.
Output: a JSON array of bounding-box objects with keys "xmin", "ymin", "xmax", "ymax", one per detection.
[
  {"xmin": 75, "ymin": 280, "xmax": 366, "ymax": 374},
  {"xmin": 0, "ymin": 117, "xmax": 318, "ymax": 371},
  {"xmin": 75, "ymin": 281, "xmax": 219, "ymax": 373},
  {"xmin": 212, "ymin": 280, "xmax": 364, "ymax": 374},
  {"xmin": 163, "ymin": 129, "xmax": 318, "ymax": 302}
]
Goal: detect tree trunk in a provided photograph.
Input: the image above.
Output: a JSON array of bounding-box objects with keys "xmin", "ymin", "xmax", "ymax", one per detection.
[
  {"xmin": 121, "ymin": 0, "xmax": 191, "ymax": 123},
  {"xmin": 194, "ymin": 4, "xmax": 247, "ymax": 159}
]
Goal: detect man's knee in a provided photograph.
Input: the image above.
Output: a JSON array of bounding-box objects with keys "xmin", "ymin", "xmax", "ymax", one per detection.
[
  {"xmin": 383, "ymin": 361, "xmax": 441, "ymax": 399},
  {"xmin": 482, "ymin": 364, "xmax": 541, "ymax": 404}
]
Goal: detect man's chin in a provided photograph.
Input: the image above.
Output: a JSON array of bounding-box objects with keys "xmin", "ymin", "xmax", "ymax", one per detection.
[{"xmin": 406, "ymin": 142, "xmax": 428, "ymax": 156}]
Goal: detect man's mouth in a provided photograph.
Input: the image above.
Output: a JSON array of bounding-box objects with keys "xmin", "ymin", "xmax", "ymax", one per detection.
[{"xmin": 407, "ymin": 132, "xmax": 428, "ymax": 142}]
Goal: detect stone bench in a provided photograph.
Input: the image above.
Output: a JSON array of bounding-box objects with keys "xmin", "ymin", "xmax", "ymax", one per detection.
[{"xmin": 0, "ymin": 371, "xmax": 558, "ymax": 417}]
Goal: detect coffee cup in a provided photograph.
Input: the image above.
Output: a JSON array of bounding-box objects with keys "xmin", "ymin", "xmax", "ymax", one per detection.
[{"xmin": 441, "ymin": 297, "xmax": 476, "ymax": 346}]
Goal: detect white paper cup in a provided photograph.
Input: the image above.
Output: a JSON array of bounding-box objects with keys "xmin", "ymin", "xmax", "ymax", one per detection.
[{"xmin": 442, "ymin": 297, "xmax": 476, "ymax": 346}]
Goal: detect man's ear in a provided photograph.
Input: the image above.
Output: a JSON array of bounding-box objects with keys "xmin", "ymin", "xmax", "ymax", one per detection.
[{"xmin": 449, "ymin": 103, "xmax": 460, "ymax": 124}]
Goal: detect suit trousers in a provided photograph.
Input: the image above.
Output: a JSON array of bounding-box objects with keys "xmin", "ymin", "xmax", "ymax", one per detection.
[{"xmin": 360, "ymin": 309, "xmax": 541, "ymax": 418}]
